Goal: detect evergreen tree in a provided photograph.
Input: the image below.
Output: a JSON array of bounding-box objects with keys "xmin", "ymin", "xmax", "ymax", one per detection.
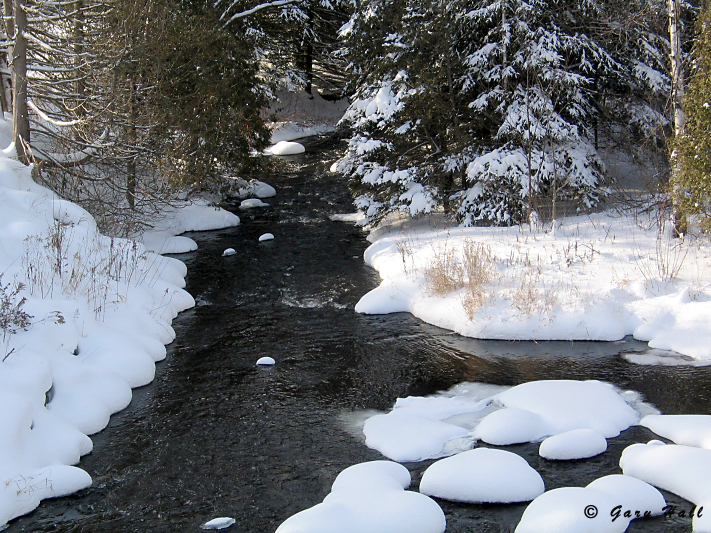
[
  {"xmin": 335, "ymin": 0, "xmax": 670, "ymax": 226},
  {"xmin": 673, "ymin": 0, "xmax": 711, "ymax": 229}
]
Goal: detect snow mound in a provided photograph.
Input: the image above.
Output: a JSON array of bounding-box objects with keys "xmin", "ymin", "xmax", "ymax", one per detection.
[
  {"xmin": 223, "ymin": 248, "xmax": 236, "ymax": 257},
  {"xmin": 256, "ymin": 357, "xmax": 275, "ymax": 366},
  {"xmin": 266, "ymin": 141, "xmax": 305, "ymax": 156},
  {"xmin": 275, "ymin": 461, "xmax": 446, "ymax": 533},
  {"xmin": 363, "ymin": 413, "xmax": 470, "ymax": 462},
  {"xmin": 360, "ymin": 380, "xmax": 645, "ymax": 462},
  {"xmin": 259, "ymin": 233, "xmax": 275, "ymax": 242},
  {"xmin": 620, "ymin": 442, "xmax": 711, "ymax": 506},
  {"xmin": 239, "ymin": 198, "xmax": 269, "ymax": 209},
  {"xmin": 640, "ymin": 414, "xmax": 711, "ymax": 448},
  {"xmin": 419, "ymin": 448, "xmax": 544, "ymax": 503},
  {"xmin": 515, "ymin": 475, "xmax": 665, "ymax": 533},
  {"xmin": 476, "ymin": 407, "xmax": 545, "ymax": 445},
  {"xmin": 539, "ymin": 429, "xmax": 607, "ymax": 460}
]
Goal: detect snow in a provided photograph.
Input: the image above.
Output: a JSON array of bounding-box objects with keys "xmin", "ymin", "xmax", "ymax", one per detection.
[
  {"xmin": 539, "ymin": 429, "xmax": 608, "ymax": 460},
  {"xmin": 274, "ymin": 461, "xmax": 446, "ymax": 533},
  {"xmin": 142, "ymin": 199, "xmax": 240, "ymax": 254},
  {"xmin": 0, "ymin": 139, "xmax": 240, "ymax": 527},
  {"xmin": 515, "ymin": 475, "xmax": 665, "ymax": 533},
  {"xmin": 356, "ymin": 210, "xmax": 711, "ymax": 360},
  {"xmin": 265, "ymin": 141, "xmax": 306, "ymax": 156},
  {"xmin": 259, "ymin": 233, "xmax": 275, "ymax": 242},
  {"xmin": 223, "ymin": 248, "xmax": 236, "ymax": 256},
  {"xmin": 232, "ymin": 179, "xmax": 277, "ymax": 199},
  {"xmin": 256, "ymin": 357, "xmax": 275, "ymax": 366},
  {"xmin": 239, "ymin": 198, "xmax": 269, "ymax": 209},
  {"xmin": 359, "ymin": 380, "xmax": 650, "ymax": 462},
  {"xmin": 419, "ymin": 448, "xmax": 545, "ymax": 503},
  {"xmin": 639, "ymin": 414, "xmax": 711, "ymax": 448},
  {"xmin": 620, "ymin": 442, "xmax": 711, "ymax": 506},
  {"xmin": 201, "ymin": 517, "xmax": 236, "ymax": 530}
]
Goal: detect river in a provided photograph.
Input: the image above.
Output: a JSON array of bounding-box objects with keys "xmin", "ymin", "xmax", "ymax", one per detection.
[{"xmin": 5, "ymin": 136, "xmax": 710, "ymax": 533}]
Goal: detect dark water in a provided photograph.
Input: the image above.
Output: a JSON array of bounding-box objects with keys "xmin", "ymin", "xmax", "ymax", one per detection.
[{"xmin": 6, "ymin": 137, "xmax": 711, "ymax": 533}]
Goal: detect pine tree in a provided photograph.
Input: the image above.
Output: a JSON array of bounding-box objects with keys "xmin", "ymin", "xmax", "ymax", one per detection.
[
  {"xmin": 335, "ymin": 0, "xmax": 670, "ymax": 226},
  {"xmin": 673, "ymin": 0, "xmax": 711, "ymax": 229}
]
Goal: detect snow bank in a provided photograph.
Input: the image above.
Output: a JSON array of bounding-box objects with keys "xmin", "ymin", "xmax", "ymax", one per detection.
[
  {"xmin": 357, "ymin": 211, "xmax": 711, "ymax": 360},
  {"xmin": 142, "ymin": 198, "xmax": 240, "ymax": 254},
  {"xmin": 515, "ymin": 475, "xmax": 665, "ymax": 533},
  {"xmin": 0, "ymin": 142, "xmax": 235, "ymax": 526},
  {"xmin": 419, "ymin": 448, "xmax": 544, "ymax": 503},
  {"xmin": 359, "ymin": 380, "xmax": 650, "ymax": 462},
  {"xmin": 274, "ymin": 461, "xmax": 446, "ymax": 533}
]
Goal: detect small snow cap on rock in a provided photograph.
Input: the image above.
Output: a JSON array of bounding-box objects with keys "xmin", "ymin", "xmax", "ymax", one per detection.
[
  {"xmin": 201, "ymin": 517, "xmax": 236, "ymax": 530},
  {"xmin": 259, "ymin": 233, "xmax": 275, "ymax": 242},
  {"xmin": 222, "ymin": 248, "xmax": 236, "ymax": 257},
  {"xmin": 256, "ymin": 357, "xmax": 275, "ymax": 366}
]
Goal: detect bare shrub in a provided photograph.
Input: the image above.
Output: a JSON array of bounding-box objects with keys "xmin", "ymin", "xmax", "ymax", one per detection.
[
  {"xmin": 21, "ymin": 221, "xmax": 161, "ymax": 319},
  {"xmin": 424, "ymin": 249, "xmax": 464, "ymax": 295}
]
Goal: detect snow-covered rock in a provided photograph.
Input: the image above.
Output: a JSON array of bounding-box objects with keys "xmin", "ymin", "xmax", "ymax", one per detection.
[
  {"xmin": 640, "ymin": 414, "xmax": 711, "ymax": 449},
  {"xmin": 363, "ymin": 413, "xmax": 470, "ymax": 462},
  {"xmin": 419, "ymin": 448, "xmax": 544, "ymax": 503},
  {"xmin": 476, "ymin": 407, "xmax": 546, "ymax": 445},
  {"xmin": 266, "ymin": 141, "xmax": 306, "ymax": 156},
  {"xmin": 256, "ymin": 357, "xmax": 275, "ymax": 366},
  {"xmin": 259, "ymin": 233, "xmax": 275, "ymax": 242},
  {"xmin": 359, "ymin": 380, "xmax": 645, "ymax": 462},
  {"xmin": 515, "ymin": 475, "xmax": 664, "ymax": 533},
  {"xmin": 239, "ymin": 198, "xmax": 269, "ymax": 209},
  {"xmin": 620, "ymin": 442, "xmax": 711, "ymax": 505},
  {"xmin": 539, "ymin": 429, "xmax": 608, "ymax": 460},
  {"xmin": 275, "ymin": 461, "xmax": 446, "ymax": 533},
  {"xmin": 201, "ymin": 517, "xmax": 236, "ymax": 530},
  {"xmin": 223, "ymin": 248, "xmax": 236, "ymax": 257}
]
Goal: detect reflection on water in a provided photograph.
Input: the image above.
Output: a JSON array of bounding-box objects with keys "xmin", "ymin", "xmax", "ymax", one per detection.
[{"xmin": 5, "ymin": 137, "xmax": 707, "ymax": 533}]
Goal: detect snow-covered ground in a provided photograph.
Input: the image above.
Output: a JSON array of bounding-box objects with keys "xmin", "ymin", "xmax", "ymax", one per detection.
[
  {"xmin": 355, "ymin": 208, "xmax": 711, "ymax": 360},
  {"xmin": 0, "ymin": 119, "xmax": 241, "ymax": 527}
]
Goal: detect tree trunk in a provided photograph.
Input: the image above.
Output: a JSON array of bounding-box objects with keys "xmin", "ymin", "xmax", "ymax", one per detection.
[
  {"xmin": 127, "ymin": 77, "xmax": 137, "ymax": 210},
  {"xmin": 668, "ymin": 0, "xmax": 687, "ymax": 235},
  {"xmin": 2, "ymin": 0, "xmax": 14, "ymax": 114},
  {"xmin": 12, "ymin": 0, "xmax": 29, "ymax": 164}
]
